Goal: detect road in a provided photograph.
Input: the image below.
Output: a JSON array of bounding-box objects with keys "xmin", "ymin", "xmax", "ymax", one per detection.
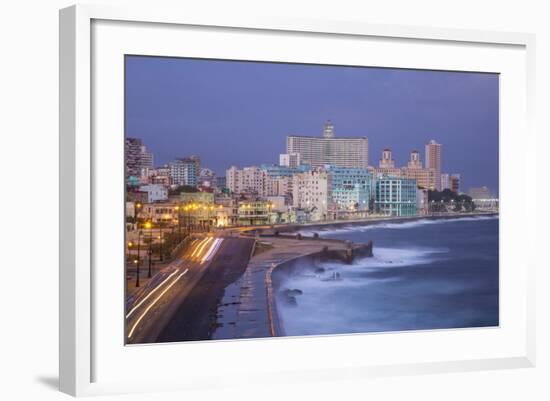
[{"xmin": 126, "ymin": 235, "xmax": 255, "ymax": 344}]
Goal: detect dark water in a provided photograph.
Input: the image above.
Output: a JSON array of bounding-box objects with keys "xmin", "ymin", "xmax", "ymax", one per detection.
[{"xmin": 278, "ymin": 216, "xmax": 499, "ymax": 336}]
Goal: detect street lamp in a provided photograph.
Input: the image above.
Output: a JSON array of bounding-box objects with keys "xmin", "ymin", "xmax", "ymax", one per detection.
[
  {"xmin": 134, "ymin": 202, "xmax": 142, "ymax": 229},
  {"xmin": 127, "ymin": 241, "xmax": 133, "ymax": 266},
  {"xmin": 183, "ymin": 205, "xmax": 189, "ymax": 235},
  {"xmin": 157, "ymin": 227, "xmax": 163, "ymax": 262},
  {"xmin": 144, "ymin": 220, "xmax": 153, "ymax": 278},
  {"xmin": 174, "ymin": 204, "xmax": 182, "ymax": 239},
  {"xmin": 135, "ymin": 229, "xmax": 142, "ymax": 287}
]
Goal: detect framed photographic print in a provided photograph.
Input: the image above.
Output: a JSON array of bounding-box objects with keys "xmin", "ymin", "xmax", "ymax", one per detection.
[{"xmin": 59, "ymin": 4, "xmax": 536, "ymax": 397}]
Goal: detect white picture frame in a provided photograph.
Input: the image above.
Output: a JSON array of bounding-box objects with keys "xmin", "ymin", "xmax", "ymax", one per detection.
[{"xmin": 59, "ymin": 4, "xmax": 536, "ymax": 397}]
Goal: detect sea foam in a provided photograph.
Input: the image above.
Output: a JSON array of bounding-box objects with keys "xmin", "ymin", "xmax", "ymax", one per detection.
[{"xmin": 298, "ymin": 215, "xmax": 498, "ymax": 236}]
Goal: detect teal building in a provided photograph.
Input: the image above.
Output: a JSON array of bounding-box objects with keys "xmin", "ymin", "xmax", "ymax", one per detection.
[
  {"xmin": 375, "ymin": 176, "xmax": 417, "ymax": 216},
  {"xmin": 326, "ymin": 166, "xmax": 375, "ymax": 211}
]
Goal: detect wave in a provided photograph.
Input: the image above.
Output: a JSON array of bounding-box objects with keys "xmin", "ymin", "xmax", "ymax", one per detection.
[
  {"xmin": 298, "ymin": 215, "xmax": 498, "ymax": 236},
  {"xmin": 274, "ymin": 249, "xmax": 425, "ymax": 335},
  {"xmin": 275, "ymin": 244, "xmax": 494, "ymax": 336},
  {"xmin": 276, "ymin": 216, "xmax": 499, "ymax": 336}
]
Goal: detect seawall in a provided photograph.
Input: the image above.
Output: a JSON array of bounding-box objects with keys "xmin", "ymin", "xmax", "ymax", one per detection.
[
  {"xmin": 269, "ymin": 211, "xmax": 498, "ymax": 234},
  {"xmin": 265, "ymin": 240, "xmax": 373, "ymax": 337}
]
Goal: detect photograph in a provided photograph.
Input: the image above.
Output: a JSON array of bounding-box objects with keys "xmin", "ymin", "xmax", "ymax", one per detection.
[{"xmin": 124, "ymin": 55, "xmax": 499, "ymax": 345}]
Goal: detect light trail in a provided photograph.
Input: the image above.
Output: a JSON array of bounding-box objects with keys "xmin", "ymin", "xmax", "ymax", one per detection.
[
  {"xmin": 128, "ymin": 268, "xmax": 189, "ymax": 339},
  {"xmin": 190, "ymin": 237, "xmax": 209, "ymax": 258},
  {"xmin": 190, "ymin": 238, "xmax": 207, "ymax": 257},
  {"xmin": 194, "ymin": 237, "xmax": 213, "ymax": 260},
  {"xmin": 183, "ymin": 239, "xmax": 198, "ymax": 257},
  {"xmin": 201, "ymin": 238, "xmax": 220, "ymax": 263},
  {"xmin": 126, "ymin": 269, "xmax": 180, "ymax": 319},
  {"xmin": 201, "ymin": 238, "xmax": 224, "ymax": 263}
]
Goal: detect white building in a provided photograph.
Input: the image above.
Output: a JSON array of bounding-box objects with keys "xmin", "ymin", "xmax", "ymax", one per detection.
[
  {"xmin": 169, "ymin": 158, "xmax": 197, "ymax": 187},
  {"xmin": 266, "ymin": 176, "xmax": 293, "ymax": 200},
  {"xmin": 416, "ymin": 188, "xmax": 429, "ymax": 215},
  {"xmin": 279, "ymin": 153, "xmax": 301, "ymax": 168},
  {"xmin": 139, "ymin": 184, "xmax": 168, "ymax": 203},
  {"xmin": 292, "ymin": 169, "xmax": 331, "ymax": 221},
  {"xmin": 286, "ymin": 121, "xmax": 369, "ymax": 168},
  {"xmin": 469, "ymin": 186, "xmax": 492, "ymax": 199},
  {"xmin": 332, "ymin": 185, "xmax": 369, "ymax": 211},
  {"xmin": 441, "ymin": 173, "xmax": 450, "ymax": 190},
  {"xmin": 125, "ymin": 138, "xmax": 153, "ymax": 179},
  {"xmin": 226, "ymin": 166, "xmax": 267, "ymax": 196}
]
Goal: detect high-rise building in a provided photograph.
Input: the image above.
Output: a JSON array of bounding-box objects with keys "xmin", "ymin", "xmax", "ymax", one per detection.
[
  {"xmin": 292, "ymin": 169, "xmax": 331, "ymax": 221},
  {"xmin": 373, "ymin": 148, "xmax": 402, "ymax": 178},
  {"xmin": 169, "ymin": 158, "xmax": 198, "ymax": 187},
  {"xmin": 441, "ymin": 173, "xmax": 450, "ymax": 190},
  {"xmin": 266, "ymin": 176, "xmax": 293, "ymax": 200},
  {"xmin": 326, "ymin": 166, "xmax": 374, "ymax": 212},
  {"xmin": 225, "ymin": 166, "xmax": 241, "ymax": 194},
  {"xmin": 286, "ymin": 121, "xmax": 368, "ymax": 168},
  {"xmin": 125, "ymin": 138, "xmax": 142, "ymax": 178},
  {"xmin": 450, "ymin": 174, "xmax": 461, "ymax": 193},
  {"xmin": 225, "ymin": 166, "xmax": 267, "ymax": 196},
  {"xmin": 188, "ymin": 155, "xmax": 201, "ymax": 174},
  {"xmin": 375, "ymin": 176, "xmax": 417, "ymax": 216},
  {"xmin": 279, "ymin": 153, "xmax": 301, "ymax": 168},
  {"xmin": 407, "ymin": 150, "xmax": 422, "ymax": 169},
  {"xmin": 323, "ymin": 120, "xmax": 335, "ymax": 138},
  {"xmin": 402, "ymin": 150, "xmax": 437, "ymax": 190},
  {"xmin": 379, "ymin": 148, "xmax": 395, "ymax": 168},
  {"xmin": 425, "ymin": 140, "xmax": 442, "ymax": 190},
  {"xmin": 139, "ymin": 145, "xmax": 153, "ymax": 171},
  {"xmin": 125, "ymin": 138, "xmax": 154, "ymax": 179}
]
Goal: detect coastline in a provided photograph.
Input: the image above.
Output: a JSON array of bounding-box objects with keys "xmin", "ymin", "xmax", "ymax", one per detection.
[
  {"xmin": 265, "ymin": 212, "xmax": 499, "ymax": 337},
  {"xmin": 272, "ymin": 211, "xmax": 498, "ymax": 234}
]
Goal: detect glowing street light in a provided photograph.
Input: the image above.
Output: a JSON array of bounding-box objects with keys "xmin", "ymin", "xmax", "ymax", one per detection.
[
  {"xmin": 126, "ymin": 241, "xmax": 133, "ymax": 267},
  {"xmin": 135, "ymin": 229, "xmax": 142, "ymax": 287},
  {"xmin": 144, "ymin": 220, "xmax": 153, "ymax": 278}
]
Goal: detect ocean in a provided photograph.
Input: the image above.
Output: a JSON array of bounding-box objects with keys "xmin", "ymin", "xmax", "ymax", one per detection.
[{"xmin": 276, "ymin": 216, "xmax": 499, "ymax": 336}]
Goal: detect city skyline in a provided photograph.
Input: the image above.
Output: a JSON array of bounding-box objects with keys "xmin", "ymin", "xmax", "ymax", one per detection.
[
  {"xmin": 124, "ymin": 56, "xmax": 500, "ymax": 344},
  {"xmin": 125, "ymin": 56, "xmax": 499, "ymax": 194}
]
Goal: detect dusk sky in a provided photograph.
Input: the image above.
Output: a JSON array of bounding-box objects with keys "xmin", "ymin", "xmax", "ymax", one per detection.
[{"xmin": 125, "ymin": 55, "xmax": 499, "ymax": 194}]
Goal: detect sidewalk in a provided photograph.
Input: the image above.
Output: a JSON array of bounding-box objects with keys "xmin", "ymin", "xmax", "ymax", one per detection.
[
  {"xmin": 211, "ymin": 236, "xmax": 355, "ymax": 340},
  {"xmin": 126, "ymin": 260, "xmax": 172, "ymax": 297}
]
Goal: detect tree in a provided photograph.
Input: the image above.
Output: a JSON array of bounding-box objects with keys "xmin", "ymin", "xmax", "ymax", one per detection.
[
  {"xmin": 168, "ymin": 185, "xmax": 199, "ymax": 195},
  {"xmin": 428, "ymin": 189, "xmax": 475, "ymax": 212}
]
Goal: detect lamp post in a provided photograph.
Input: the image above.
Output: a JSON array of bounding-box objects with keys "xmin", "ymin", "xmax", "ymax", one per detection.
[
  {"xmin": 135, "ymin": 229, "xmax": 142, "ymax": 287},
  {"xmin": 127, "ymin": 241, "xmax": 133, "ymax": 266},
  {"xmin": 184, "ymin": 205, "xmax": 189, "ymax": 235},
  {"xmin": 174, "ymin": 204, "xmax": 181, "ymax": 240},
  {"xmin": 144, "ymin": 221, "xmax": 153, "ymax": 278},
  {"xmin": 134, "ymin": 202, "xmax": 142, "ymax": 230},
  {"xmin": 209, "ymin": 205, "xmax": 214, "ymax": 232},
  {"xmin": 158, "ymin": 226, "xmax": 163, "ymax": 262}
]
